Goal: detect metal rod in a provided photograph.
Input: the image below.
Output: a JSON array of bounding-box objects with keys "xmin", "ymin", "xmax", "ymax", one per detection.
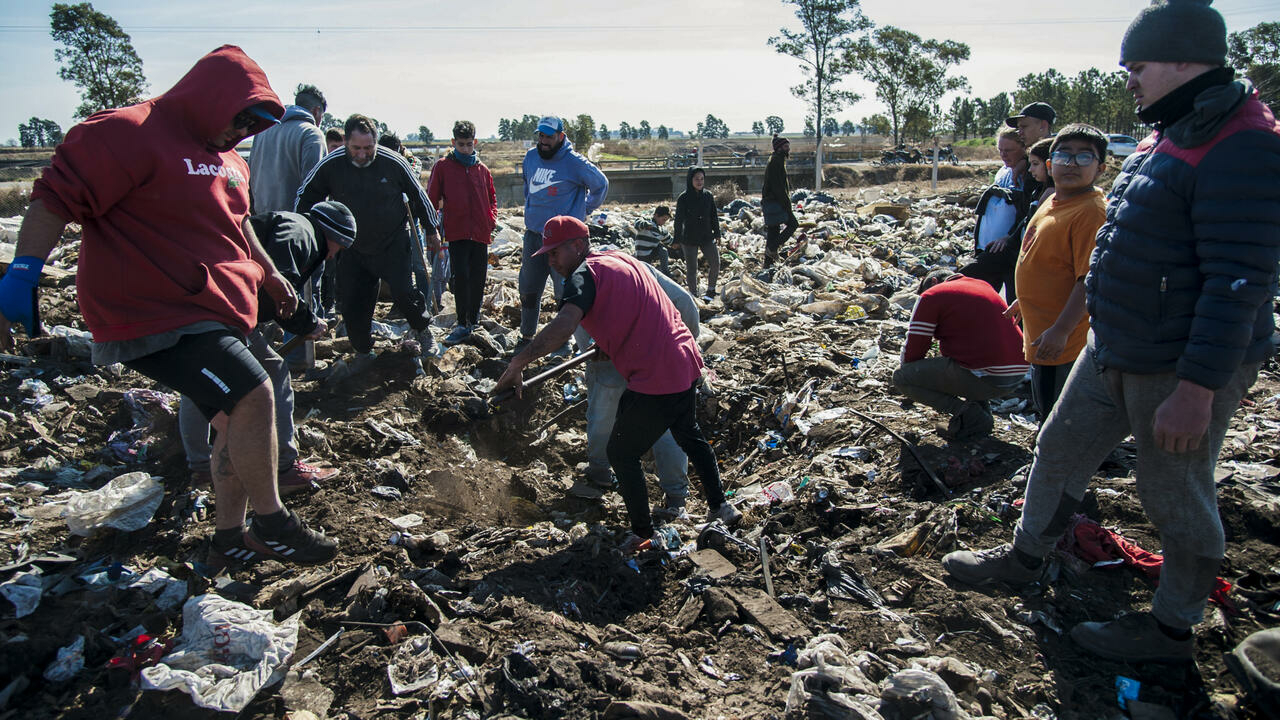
[
  {"xmin": 760, "ymin": 536, "xmax": 775, "ymax": 598},
  {"xmin": 848, "ymin": 407, "xmax": 950, "ymax": 497},
  {"xmin": 294, "ymin": 628, "xmax": 344, "ymax": 668},
  {"xmin": 489, "ymin": 346, "xmax": 597, "ymax": 406}
]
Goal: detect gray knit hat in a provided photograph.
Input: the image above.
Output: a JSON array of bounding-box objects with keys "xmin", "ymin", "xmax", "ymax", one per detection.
[
  {"xmin": 1120, "ymin": 0, "xmax": 1227, "ymax": 66},
  {"xmin": 309, "ymin": 201, "xmax": 357, "ymax": 248}
]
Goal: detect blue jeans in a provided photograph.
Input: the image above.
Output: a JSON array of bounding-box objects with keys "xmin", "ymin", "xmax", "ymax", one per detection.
[
  {"xmin": 584, "ymin": 358, "xmax": 690, "ymax": 500},
  {"xmin": 518, "ymin": 230, "xmax": 564, "ymax": 338}
]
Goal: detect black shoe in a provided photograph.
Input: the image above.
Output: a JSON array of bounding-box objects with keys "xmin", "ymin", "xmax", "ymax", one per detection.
[
  {"xmin": 942, "ymin": 543, "xmax": 1044, "ymax": 587},
  {"xmin": 245, "ymin": 511, "xmax": 338, "ymax": 565}
]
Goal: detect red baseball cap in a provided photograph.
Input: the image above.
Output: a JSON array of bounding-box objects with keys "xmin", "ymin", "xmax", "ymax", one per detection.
[{"xmin": 533, "ymin": 216, "xmax": 590, "ymax": 256}]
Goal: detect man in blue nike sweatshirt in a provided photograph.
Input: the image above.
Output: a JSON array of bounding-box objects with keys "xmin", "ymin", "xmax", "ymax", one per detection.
[{"xmin": 516, "ymin": 116, "xmax": 608, "ymax": 347}]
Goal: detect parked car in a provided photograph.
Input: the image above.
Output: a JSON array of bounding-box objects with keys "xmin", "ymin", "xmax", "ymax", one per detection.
[{"xmin": 1107, "ymin": 134, "xmax": 1140, "ymax": 158}]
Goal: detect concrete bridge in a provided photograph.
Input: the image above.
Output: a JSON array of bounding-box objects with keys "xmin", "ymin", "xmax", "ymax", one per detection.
[{"xmin": 493, "ymin": 153, "xmax": 833, "ymax": 208}]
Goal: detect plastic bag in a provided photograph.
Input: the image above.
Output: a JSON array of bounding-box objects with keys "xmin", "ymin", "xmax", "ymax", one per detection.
[
  {"xmin": 879, "ymin": 668, "xmax": 963, "ymax": 720},
  {"xmin": 64, "ymin": 471, "xmax": 163, "ymax": 536},
  {"xmin": 140, "ymin": 594, "xmax": 300, "ymax": 713},
  {"xmin": 43, "ymin": 636, "xmax": 85, "ymax": 682}
]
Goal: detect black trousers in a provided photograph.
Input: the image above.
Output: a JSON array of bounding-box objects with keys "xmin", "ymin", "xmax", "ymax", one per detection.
[
  {"xmin": 337, "ymin": 236, "xmax": 430, "ymax": 353},
  {"xmin": 959, "ymin": 244, "xmax": 1018, "ymax": 303},
  {"xmin": 449, "ymin": 239, "xmax": 489, "ymax": 327},
  {"xmin": 607, "ymin": 384, "xmax": 725, "ymax": 537},
  {"xmin": 764, "ymin": 211, "xmax": 798, "ymax": 266}
]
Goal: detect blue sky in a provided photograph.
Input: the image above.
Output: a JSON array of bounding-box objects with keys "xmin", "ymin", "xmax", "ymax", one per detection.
[{"xmin": 1, "ymin": 0, "xmax": 1277, "ymax": 143}]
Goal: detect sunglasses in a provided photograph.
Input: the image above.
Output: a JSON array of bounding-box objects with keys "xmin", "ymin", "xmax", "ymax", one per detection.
[
  {"xmin": 232, "ymin": 109, "xmax": 259, "ymax": 131},
  {"xmin": 1050, "ymin": 150, "xmax": 1099, "ymax": 167}
]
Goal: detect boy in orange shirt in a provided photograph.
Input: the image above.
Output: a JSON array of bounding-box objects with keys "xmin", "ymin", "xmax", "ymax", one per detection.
[{"xmin": 1008, "ymin": 123, "xmax": 1108, "ymax": 418}]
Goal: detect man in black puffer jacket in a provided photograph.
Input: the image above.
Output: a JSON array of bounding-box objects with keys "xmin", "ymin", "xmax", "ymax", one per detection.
[{"xmin": 942, "ymin": 0, "xmax": 1280, "ymax": 664}]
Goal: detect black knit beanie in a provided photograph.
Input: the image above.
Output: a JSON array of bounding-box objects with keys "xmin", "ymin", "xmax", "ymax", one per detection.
[
  {"xmin": 1120, "ymin": 0, "xmax": 1227, "ymax": 66},
  {"xmin": 772, "ymin": 134, "xmax": 788, "ymax": 151}
]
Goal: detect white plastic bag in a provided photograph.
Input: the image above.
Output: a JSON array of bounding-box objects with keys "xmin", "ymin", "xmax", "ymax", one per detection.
[
  {"xmin": 64, "ymin": 472, "xmax": 163, "ymax": 536},
  {"xmin": 140, "ymin": 594, "xmax": 300, "ymax": 713}
]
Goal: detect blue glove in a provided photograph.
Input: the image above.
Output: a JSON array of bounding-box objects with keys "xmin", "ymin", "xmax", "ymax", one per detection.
[{"xmin": 0, "ymin": 255, "xmax": 43, "ymax": 336}]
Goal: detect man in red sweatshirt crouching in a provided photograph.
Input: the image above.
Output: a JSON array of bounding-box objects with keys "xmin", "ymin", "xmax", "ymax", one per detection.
[
  {"xmin": 0, "ymin": 45, "xmax": 338, "ymax": 568},
  {"xmin": 893, "ymin": 269, "xmax": 1030, "ymax": 440}
]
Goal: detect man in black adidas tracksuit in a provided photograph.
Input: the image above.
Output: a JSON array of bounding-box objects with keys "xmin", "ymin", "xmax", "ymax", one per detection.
[{"xmin": 295, "ymin": 113, "xmax": 441, "ymax": 356}]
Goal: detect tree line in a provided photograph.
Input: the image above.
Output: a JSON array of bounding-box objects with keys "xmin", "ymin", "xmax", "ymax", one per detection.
[{"xmin": 18, "ymin": 3, "xmax": 1278, "ymax": 154}]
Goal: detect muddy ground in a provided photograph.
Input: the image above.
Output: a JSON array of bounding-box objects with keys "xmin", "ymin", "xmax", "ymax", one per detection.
[{"xmin": 1, "ymin": 176, "xmax": 1278, "ymax": 720}]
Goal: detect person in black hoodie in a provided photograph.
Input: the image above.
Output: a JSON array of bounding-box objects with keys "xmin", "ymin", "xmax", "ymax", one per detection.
[{"xmin": 674, "ymin": 166, "xmax": 721, "ymax": 299}]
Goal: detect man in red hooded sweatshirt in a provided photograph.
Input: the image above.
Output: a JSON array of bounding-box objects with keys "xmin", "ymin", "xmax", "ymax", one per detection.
[{"xmin": 0, "ymin": 45, "xmax": 338, "ymax": 569}]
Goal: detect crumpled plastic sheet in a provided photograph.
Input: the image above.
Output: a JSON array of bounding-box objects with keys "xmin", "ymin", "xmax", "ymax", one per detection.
[
  {"xmin": 141, "ymin": 594, "xmax": 300, "ymax": 713},
  {"xmin": 0, "ymin": 569, "xmax": 43, "ymax": 617},
  {"xmin": 786, "ymin": 635, "xmax": 882, "ymax": 719},
  {"xmin": 388, "ymin": 637, "xmax": 438, "ymax": 695},
  {"xmin": 43, "ymin": 635, "xmax": 86, "ymax": 682},
  {"xmin": 879, "ymin": 668, "xmax": 963, "ymax": 720},
  {"xmin": 822, "ymin": 551, "xmax": 885, "ymax": 608},
  {"xmin": 366, "ymin": 419, "xmax": 421, "ymax": 446},
  {"xmin": 128, "ymin": 568, "xmax": 189, "ymax": 611},
  {"xmin": 64, "ymin": 471, "xmax": 163, "ymax": 536}
]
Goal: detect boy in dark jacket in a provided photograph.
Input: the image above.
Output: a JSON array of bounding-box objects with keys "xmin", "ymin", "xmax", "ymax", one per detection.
[
  {"xmin": 674, "ymin": 167, "xmax": 721, "ymax": 299},
  {"xmin": 427, "ymin": 120, "xmax": 498, "ymax": 345}
]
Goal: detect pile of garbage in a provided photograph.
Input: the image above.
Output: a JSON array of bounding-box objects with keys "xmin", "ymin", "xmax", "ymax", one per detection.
[{"xmin": 2, "ymin": 183, "xmax": 1278, "ymax": 719}]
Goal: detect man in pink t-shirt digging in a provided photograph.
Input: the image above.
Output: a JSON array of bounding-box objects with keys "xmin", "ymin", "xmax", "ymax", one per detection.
[{"xmin": 495, "ymin": 216, "xmax": 742, "ymax": 551}]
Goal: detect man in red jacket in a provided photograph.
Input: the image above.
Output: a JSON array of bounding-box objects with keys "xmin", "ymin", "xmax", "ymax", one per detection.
[
  {"xmin": 0, "ymin": 46, "xmax": 338, "ymax": 568},
  {"xmin": 893, "ymin": 269, "xmax": 1030, "ymax": 440},
  {"xmin": 427, "ymin": 120, "xmax": 498, "ymax": 345}
]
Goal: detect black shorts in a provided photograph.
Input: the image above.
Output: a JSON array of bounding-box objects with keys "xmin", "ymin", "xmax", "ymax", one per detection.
[{"xmin": 125, "ymin": 329, "xmax": 269, "ymax": 421}]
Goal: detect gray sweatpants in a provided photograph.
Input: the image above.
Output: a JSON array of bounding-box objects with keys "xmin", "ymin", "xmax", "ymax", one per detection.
[
  {"xmin": 178, "ymin": 329, "xmax": 298, "ymax": 473},
  {"xmin": 1012, "ymin": 342, "xmax": 1259, "ymax": 629},
  {"xmin": 893, "ymin": 357, "xmax": 1022, "ymax": 416}
]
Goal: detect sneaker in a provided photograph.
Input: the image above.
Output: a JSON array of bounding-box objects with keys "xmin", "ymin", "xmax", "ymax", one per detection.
[
  {"xmin": 707, "ymin": 501, "xmax": 742, "ymax": 526},
  {"xmin": 443, "ymin": 324, "xmax": 472, "ymax": 346},
  {"xmin": 206, "ymin": 527, "xmax": 267, "ymax": 572},
  {"xmin": 190, "ymin": 469, "xmax": 212, "ymax": 489},
  {"xmin": 618, "ymin": 532, "xmax": 654, "ymax": 554},
  {"xmin": 942, "ymin": 544, "xmax": 1044, "ymax": 587},
  {"xmin": 652, "ymin": 495, "xmax": 689, "ymax": 522},
  {"xmin": 1069, "ymin": 612, "xmax": 1194, "ymax": 663},
  {"xmin": 278, "ymin": 460, "xmax": 337, "ymax": 496},
  {"xmin": 511, "ymin": 335, "xmax": 533, "ymax": 356},
  {"xmin": 584, "ymin": 464, "xmax": 616, "ymax": 489},
  {"xmin": 947, "ymin": 401, "xmax": 994, "ymax": 440},
  {"xmin": 245, "ymin": 511, "xmax": 339, "ymax": 565}
]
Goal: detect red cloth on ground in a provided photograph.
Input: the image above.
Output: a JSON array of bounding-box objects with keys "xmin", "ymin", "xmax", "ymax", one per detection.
[{"xmin": 1058, "ymin": 514, "xmax": 1233, "ymax": 609}]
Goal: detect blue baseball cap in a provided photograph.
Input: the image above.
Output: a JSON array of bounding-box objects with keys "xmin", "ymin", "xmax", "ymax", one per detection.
[{"xmin": 536, "ymin": 116, "xmax": 564, "ymax": 136}]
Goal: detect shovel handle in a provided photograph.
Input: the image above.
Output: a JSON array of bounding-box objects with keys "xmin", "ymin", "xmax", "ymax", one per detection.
[{"xmin": 490, "ymin": 346, "xmax": 597, "ymax": 405}]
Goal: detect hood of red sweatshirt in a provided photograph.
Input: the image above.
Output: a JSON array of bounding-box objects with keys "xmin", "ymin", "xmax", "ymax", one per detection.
[{"xmin": 152, "ymin": 44, "xmax": 283, "ymax": 152}]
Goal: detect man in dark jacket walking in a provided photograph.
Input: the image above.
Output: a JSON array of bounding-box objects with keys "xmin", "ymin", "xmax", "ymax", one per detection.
[
  {"xmin": 942, "ymin": 0, "xmax": 1280, "ymax": 664},
  {"xmin": 761, "ymin": 134, "xmax": 798, "ymax": 268},
  {"xmin": 674, "ymin": 166, "xmax": 721, "ymax": 299},
  {"xmin": 295, "ymin": 114, "xmax": 441, "ymax": 361}
]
